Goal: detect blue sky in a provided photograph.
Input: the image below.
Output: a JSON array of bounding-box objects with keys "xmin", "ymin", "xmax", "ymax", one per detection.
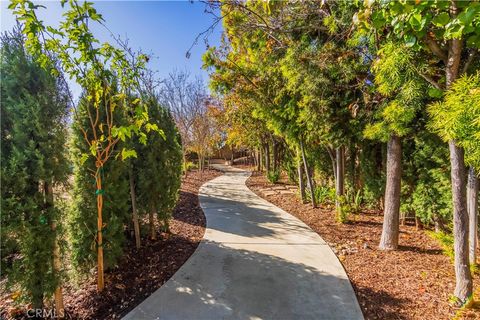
[{"xmin": 0, "ymin": 0, "xmax": 223, "ymax": 99}]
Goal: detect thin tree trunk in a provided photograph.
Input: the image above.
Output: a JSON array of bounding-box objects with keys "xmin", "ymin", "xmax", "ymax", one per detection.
[
  {"xmin": 335, "ymin": 146, "xmax": 345, "ymax": 212},
  {"xmin": 449, "ymin": 141, "xmax": 472, "ymax": 302},
  {"xmin": 52, "ymin": 221, "xmax": 65, "ymax": 318},
  {"xmin": 300, "ymin": 140, "xmax": 317, "ymax": 208},
  {"xmin": 468, "ymin": 167, "xmax": 479, "ymax": 265},
  {"xmin": 45, "ymin": 182, "xmax": 64, "ymax": 318},
  {"xmin": 327, "ymin": 147, "xmax": 337, "ymax": 186},
  {"xmin": 297, "ymin": 150, "xmax": 306, "ymax": 203},
  {"xmin": 96, "ymin": 172, "xmax": 105, "ymax": 292},
  {"xmin": 265, "ymin": 142, "xmax": 271, "ymax": 173},
  {"xmin": 129, "ymin": 165, "xmax": 141, "ymax": 250},
  {"xmin": 257, "ymin": 148, "xmax": 261, "ymax": 171},
  {"xmin": 182, "ymin": 148, "xmax": 188, "ymax": 177},
  {"xmin": 272, "ymin": 140, "xmax": 277, "ymax": 172},
  {"xmin": 379, "ymin": 134, "xmax": 402, "ymax": 250},
  {"xmin": 445, "ymin": 22, "xmax": 472, "ymax": 302},
  {"xmin": 149, "ymin": 203, "xmax": 157, "ymax": 240}
]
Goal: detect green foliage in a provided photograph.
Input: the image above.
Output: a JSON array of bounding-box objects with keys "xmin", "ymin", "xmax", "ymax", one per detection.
[
  {"xmin": 400, "ymin": 132, "xmax": 452, "ymax": 226},
  {"xmin": 314, "ymin": 186, "xmax": 336, "ymax": 206},
  {"xmin": 68, "ymin": 97, "xmax": 130, "ymax": 273},
  {"xmin": 358, "ymin": 0, "xmax": 480, "ymax": 49},
  {"xmin": 267, "ymin": 170, "xmax": 281, "ymax": 184},
  {"xmin": 336, "ymin": 196, "xmax": 350, "ymax": 224},
  {"xmin": 136, "ymin": 97, "xmax": 183, "ymax": 231},
  {"xmin": 357, "ymin": 142, "xmax": 386, "ymax": 208},
  {"xmin": 184, "ymin": 161, "xmax": 198, "ymax": 172},
  {"xmin": 0, "ymin": 30, "xmax": 69, "ymax": 307},
  {"xmin": 428, "ymin": 72, "xmax": 480, "ymax": 171},
  {"xmin": 428, "ymin": 230, "xmax": 454, "ymax": 260},
  {"xmin": 364, "ymin": 42, "xmax": 426, "ymax": 141}
]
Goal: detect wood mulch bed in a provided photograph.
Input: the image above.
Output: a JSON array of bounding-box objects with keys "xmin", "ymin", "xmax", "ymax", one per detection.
[
  {"xmin": 246, "ymin": 170, "xmax": 480, "ymax": 320},
  {"xmin": 0, "ymin": 168, "xmax": 222, "ymax": 320}
]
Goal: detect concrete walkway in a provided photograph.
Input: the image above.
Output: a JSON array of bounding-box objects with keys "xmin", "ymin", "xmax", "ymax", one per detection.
[{"xmin": 124, "ymin": 165, "xmax": 363, "ymax": 320}]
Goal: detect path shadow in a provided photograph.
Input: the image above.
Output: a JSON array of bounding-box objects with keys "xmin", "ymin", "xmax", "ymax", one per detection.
[
  {"xmin": 199, "ymin": 181, "xmax": 315, "ymax": 241},
  {"xmin": 124, "ymin": 240, "xmax": 364, "ymax": 320},
  {"xmin": 398, "ymin": 245, "xmax": 443, "ymax": 256},
  {"xmin": 354, "ymin": 286, "xmax": 410, "ymax": 320}
]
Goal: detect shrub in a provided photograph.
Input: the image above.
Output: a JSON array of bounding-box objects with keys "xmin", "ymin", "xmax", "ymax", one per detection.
[
  {"xmin": 267, "ymin": 170, "xmax": 281, "ymax": 184},
  {"xmin": 428, "ymin": 230, "xmax": 454, "ymax": 261},
  {"xmin": 1, "ymin": 30, "xmax": 70, "ymax": 308},
  {"xmin": 314, "ymin": 185, "xmax": 336, "ymax": 205},
  {"xmin": 184, "ymin": 161, "xmax": 198, "ymax": 173}
]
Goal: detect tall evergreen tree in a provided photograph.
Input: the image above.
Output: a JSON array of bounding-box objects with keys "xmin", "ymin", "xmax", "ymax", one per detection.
[
  {"xmin": 0, "ymin": 29, "xmax": 69, "ymax": 312},
  {"xmin": 68, "ymin": 97, "xmax": 130, "ymax": 273},
  {"xmin": 136, "ymin": 97, "xmax": 182, "ymax": 237}
]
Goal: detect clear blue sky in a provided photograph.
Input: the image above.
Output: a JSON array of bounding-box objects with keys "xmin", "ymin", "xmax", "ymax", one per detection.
[{"xmin": 0, "ymin": 0, "xmax": 223, "ymax": 99}]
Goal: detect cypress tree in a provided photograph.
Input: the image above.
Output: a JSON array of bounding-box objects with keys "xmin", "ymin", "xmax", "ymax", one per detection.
[
  {"xmin": 0, "ymin": 29, "xmax": 69, "ymax": 312},
  {"xmin": 68, "ymin": 96, "xmax": 130, "ymax": 273},
  {"xmin": 136, "ymin": 97, "xmax": 182, "ymax": 237}
]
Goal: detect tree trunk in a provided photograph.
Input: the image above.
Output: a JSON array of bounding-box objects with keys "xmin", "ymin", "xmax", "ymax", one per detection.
[
  {"xmin": 449, "ymin": 141, "xmax": 472, "ymax": 302},
  {"xmin": 265, "ymin": 142, "xmax": 271, "ymax": 173},
  {"xmin": 335, "ymin": 146, "xmax": 345, "ymax": 213},
  {"xmin": 257, "ymin": 148, "xmax": 261, "ymax": 171},
  {"xmin": 379, "ymin": 134, "xmax": 402, "ymax": 250},
  {"xmin": 149, "ymin": 203, "xmax": 157, "ymax": 241},
  {"xmin": 45, "ymin": 182, "xmax": 64, "ymax": 317},
  {"xmin": 52, "ymin": 220, "xmax": 65, "ymax": 318},
  {"xmin": 182, "ymin": 148, "xmax": 188, "ymax": 177},
  {"xmin": 96, "ymin": 172, "xmax": 105, "ymax": 292},
  {"xmin": 433, "ymin": 213, "xmax": 444, "ymax": 233},
  {"xmin": 445, "ymin": 25, "xmax": 472, "ymax": 302},
  {"xmin": 272, "ymin": 140, "xmax": 277, "ymax": 172},
  {"xmin": 468, "ymin": 167, "xmax": 479, "ymax": 265},
  {"xmin": 129, "ymin": 165, "xmax": 141, "ymax": 250},
  {"xmin": 327, "ymin": 147, "xmax": 337, "ymax": 185},
  {"xmin": 297, "ymin": 152, "xmax": 306, "ymax": 203},
  {"xmin": 300, "ymin": 140, "xmax": 317, "ymax": 208}
]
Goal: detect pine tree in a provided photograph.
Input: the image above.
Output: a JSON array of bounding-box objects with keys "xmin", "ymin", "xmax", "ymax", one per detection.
[
  {"xmin": 0, "ymin": 29, "xmax": 69, "ymax": 312},
  {"xmin": 363, "ymin": 42, "xmax": 427, "ymax": 250}
]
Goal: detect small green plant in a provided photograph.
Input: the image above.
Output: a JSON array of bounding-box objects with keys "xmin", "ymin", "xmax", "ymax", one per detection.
[
  {"xmin": 352, "ymin": 190, "xmax": 362, "ymax": 214},
  {"xmin": 427, "ymin": 230, "xmax": 454, "ymax": 261},
  {"xmin": 336, "ymin": 195, "xmax": 350, "ymax": 223},
  {"xmin": 314, "ymin": 185, "xmax": 336, "ymax": 205},
  {"xmin": 267, "ymin": 170, "xmax": 280, "ymax": 184},
  {"xmin": 184, "ymin": 161, "xmax": 198, "ymax": 173}
]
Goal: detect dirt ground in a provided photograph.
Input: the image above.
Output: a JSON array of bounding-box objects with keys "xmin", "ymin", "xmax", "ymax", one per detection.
[
  {"xmin": 246, "ymin": 170, "xmax": 480, "ymax": 320},
  {"xmin": 0, "ymin": 169, "xmax": 222, "ymax": 320}
]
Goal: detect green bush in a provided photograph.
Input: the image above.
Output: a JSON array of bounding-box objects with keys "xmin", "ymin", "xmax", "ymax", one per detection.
[
  {"xmin": 313, "ymin": 185, "xmax": 336, "ymax": 205},
  {"xmin": 1, "ymin": 30, "xmax": 70, "ymax": 308},
  {"xmin": 428, "ymin": 230, "xmax": 454, "ymax": 261},
  {"xmin": 267, "ymin": 170, "xmax": 281, "ymax": 184},
  {"xmin": 184, "ymin": 161, "xmax": 198, "ymax": 173},
  {"xmin": 136, "ymin": 99, "xmax": 182, "ymax": 232}
]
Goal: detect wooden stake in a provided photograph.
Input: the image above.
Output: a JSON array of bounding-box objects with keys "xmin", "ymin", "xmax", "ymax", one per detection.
[{"xmin": 96, "ymin": 173, "xmax": 104, "ymax": 292}]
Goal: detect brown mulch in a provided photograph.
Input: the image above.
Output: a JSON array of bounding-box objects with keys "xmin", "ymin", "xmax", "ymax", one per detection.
[
  {"xmin": 0, "ymin": 168, "xmax": 222, "ymax": 320},
  {"xmin": 246, "ymin": 171, "xmax": 480, "ymax": 320}
]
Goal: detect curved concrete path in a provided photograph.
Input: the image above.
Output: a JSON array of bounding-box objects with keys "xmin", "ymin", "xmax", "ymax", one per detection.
[{"xmin": 124, "ymin": 165, "xmax": 363, "ymax": 320}]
